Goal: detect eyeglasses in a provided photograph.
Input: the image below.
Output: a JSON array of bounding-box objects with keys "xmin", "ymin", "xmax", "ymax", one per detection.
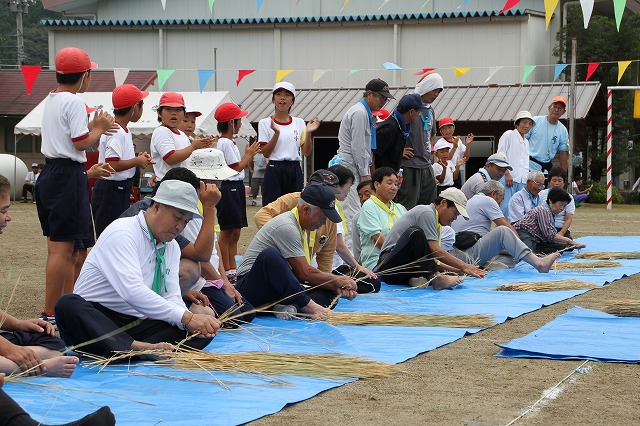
[
  {"xmin": 534, "ymin": 182, "xmax": 546, "ymax": 188},
  {"xmin": 550, "ymin": 105, "xmax": 566, "ymax": 111}
]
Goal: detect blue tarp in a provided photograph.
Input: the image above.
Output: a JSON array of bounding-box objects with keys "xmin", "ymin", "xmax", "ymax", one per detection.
[
  {"xmin": 5, "ymin": 237, "xmax": 640, "ymax": 425},
  {"xmin": 496, "ymin": 306, "xmax": 640, "ymax": 363}
]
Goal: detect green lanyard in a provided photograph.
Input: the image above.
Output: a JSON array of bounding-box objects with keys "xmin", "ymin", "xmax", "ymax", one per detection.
[{"xmin": 146, "ymin": 222, "xmax": 168, "ymax": 295}]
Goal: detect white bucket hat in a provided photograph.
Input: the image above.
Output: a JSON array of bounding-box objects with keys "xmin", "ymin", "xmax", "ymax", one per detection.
[
  {"xmin": 186, "ymin": 148, "xmax": 239, "ymax": 181},
  {"xmin": 151, "ymin": 180, "xmax": 202, "ymax": 219},
  {"xmin": 514, "ymin": 110, "xmax": 533, "ymax": 125}
]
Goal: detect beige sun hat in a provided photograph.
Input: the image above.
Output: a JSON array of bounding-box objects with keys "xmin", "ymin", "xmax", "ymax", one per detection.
[{"xmin": 186, "ymin": 148, "xmax": 238, "ymax": 181}]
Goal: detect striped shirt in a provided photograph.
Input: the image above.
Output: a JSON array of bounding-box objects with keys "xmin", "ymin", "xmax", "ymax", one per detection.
[{"xmin": 514, "ymin": 204, "xmax": 557, "ymax": 243}]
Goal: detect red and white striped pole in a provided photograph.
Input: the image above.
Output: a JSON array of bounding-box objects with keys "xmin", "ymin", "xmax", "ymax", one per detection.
[{"xmin": 606, "ymin": 88, "xmax": 613, "ymax": 210}]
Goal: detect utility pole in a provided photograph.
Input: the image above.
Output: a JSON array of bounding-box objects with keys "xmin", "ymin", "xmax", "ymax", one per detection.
[{"xmin": 9, "ymin": 0, "xmax": 35, "ymax": 66}]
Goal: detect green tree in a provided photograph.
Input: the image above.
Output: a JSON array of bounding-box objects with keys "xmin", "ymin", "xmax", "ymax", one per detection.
[
  {"xmin": 0, "ymin": 2, "xmax": 62, "ymax": 68},
  {"xmin": 554, "ymin": 6, "xmax": 640, "ymax": 181}
]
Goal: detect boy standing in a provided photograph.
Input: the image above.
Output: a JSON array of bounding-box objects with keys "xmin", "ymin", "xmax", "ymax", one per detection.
[
  {"xmin": 92, "ymin": 84, "xmax": 152, "ymax": 237},
  {"xmin": 35, "ymin": 47, "xmax": 115, "ymax": 326}
]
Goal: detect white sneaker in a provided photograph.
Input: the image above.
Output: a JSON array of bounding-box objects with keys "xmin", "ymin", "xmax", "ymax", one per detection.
[
  {"xmin": 408, "ymin": 277, "xmax": 429, "ymax": 288},
  {"xmin": 273, "ymin": 304, "xmax": 297, "ymax": 320}
]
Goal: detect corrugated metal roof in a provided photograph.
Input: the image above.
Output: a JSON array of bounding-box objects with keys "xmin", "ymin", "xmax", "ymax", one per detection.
[
  {"xmin": 0, "ymin": 70, "xmax": 157, "ymax": 117},
  {"xmin": 241, "ymin": 82, "xmax": 602, "ymax": 123},
  {"xmin": 41, "ymin": 9, "xmax": 528, "ymax": 27}
]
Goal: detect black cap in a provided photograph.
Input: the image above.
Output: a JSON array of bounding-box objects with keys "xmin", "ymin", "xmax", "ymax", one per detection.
[
  {"xmin": 308, "ymin": 169, "xmax": 340, "ymax": 193},
  {"xmin": 365, "ymin": 78, "xmax": 395, "ymax": 99},
  {"xmin": 300, "ymin": 184, "xmax": 342, "ymax": 223}
]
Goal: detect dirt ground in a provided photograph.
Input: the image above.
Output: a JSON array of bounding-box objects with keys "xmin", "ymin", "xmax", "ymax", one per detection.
[{"xmin": 2, "ymin": 202, "xmax": 640, "ymax": 425}]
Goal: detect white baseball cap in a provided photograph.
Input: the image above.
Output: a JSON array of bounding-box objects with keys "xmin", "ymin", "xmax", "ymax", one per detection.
[
  {"xmin": 186, "ymin": 148, "xmax": 238, "ymax": 181},
  {"xmin": 151, "ymin": 180, "xmax": 202, "ymax": 219},
  {"xmin": 433, "ymin": 140, "xmax": 451, "ymax": 152},
  {"xmin": 439, "ymin": 187, "xmax": 469, "ymax": 220},
  {"xmin": 273, "ymin": 82, "xmax": 296, "ymax": 98}
]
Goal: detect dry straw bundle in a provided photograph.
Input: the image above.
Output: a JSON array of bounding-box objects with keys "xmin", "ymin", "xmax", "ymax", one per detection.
[
  {"xmin": 88, "ymin": 347, "xmax": 399, "ymax": 380},
  {"xmin": 495, "ymin": 279, "xmax": 598, "ymax": 292},
  {"xmin": 595, "ymin": 299, "xmax": 640, "ymax": 317},
  {"xmin": 575, "ymin": 252, "xmax": 640, "ymax": 260},
  {"xmin": 553, "ymin": 260, "xmax": 622, "ymax": 270},
  {"xmin": 325, "ymin": 311, "xmax": 495, "ymax": 328}
]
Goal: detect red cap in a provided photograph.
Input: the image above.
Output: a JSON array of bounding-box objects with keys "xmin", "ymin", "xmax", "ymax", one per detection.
[
  {"xmin": 438, "ymin": 117, "xmax": 455, "ymax": 129},
  {"xmin": 85, "ymin": 104, "xmax": 96, "ymax": 114},
  {"xmin": 158, "ymin": 92, "xmax": 185, "ymax": 108},
  {"xmin": 214, "ymin": 102, "xmax": 249, "ymax": 122},
  {"xmin": 372, "ymin": 108, "xmax": 390, "ymax": 123},
  {"xmin": 112, "ymin": 84, "xmax": 149, "ymax": 109},
  {"xmin": 55, "ymin": 47, "xmax": 97, "ymax": 74},
  {"xmin": 551, "ymin": 95, "xmax": 567, "ymax": 106}
]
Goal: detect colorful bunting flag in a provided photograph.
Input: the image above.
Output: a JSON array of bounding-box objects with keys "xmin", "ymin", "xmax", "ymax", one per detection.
[
  {"xmin": 160, "ymin": 0, "xmax": 166, "ymax": 11},
  {"xmin": 347, "ymin": 69, "xmax": 363, "ymax": 76},
  {"xmin": 236, "ymin": 69, "xmax": 255, "ymax": 86},
  {"xmin": 378, "ymin": 0, "xmax": 391, "ymax": 10},
  {"xmin": 522, "ymin": 65, "xmax": 536, "ymax": 84},
  {"xmin": 113, "ymin": 68, "xmax": 129, "ymax": 87},
  {"xmin": 617, "ymin": 61, "xmax": 632, "ymax": 84},
  {"xmin": 613, "ymin": 0, "xmax": 625, "ymax": 31},
  {"xmin": 553, "ymin": 64, "xmax": 568, "ymax": 81},
  {"xmin": 453, "ymin": 67, "xmax": 470, "ymax": 77},
  {"xmin": 499, "ymin": 0, "xmax": 520, "ymax": 14},
  {"xmin": 276, "ymin": 69, "xmax": 293, "ymax": 83},
  {"xmin": 383, "ymin": 62, "xmax": 403, "ymax": 70},
  {"xmin": 21, "ymin": 65, "xmax": 42, "ymax": 96},
  {"xmin": 312, "ymin": 69, "xmax": 329, "ymax": 84},
  {"xmin": 208, "ymin": 0, "xmax": 215, "ymax": 14},
  {"xmin": 257, "ymin": 0, "xmax": 264, "ymax": 12},
  {"xmin": 484, "ymin": 66, "xmax": 503, "ymax": 84},
  {"xmin": 544, "ymin": 0, "xmax": 559, "ymax": 30},
  {"xmin": 457, "ymin": 0, "xmax": 472, "ymax": 9},
  {"xmin": 342, "ymin": 0, "xmax": 349, "ymax": 9},
  {"xmin": 586, "ymin": 62, "xmax": 600, "ymax": 81},
  {"xmin": 579, "ymin": 0, "xmax": 594, "ymax": 29},
  {"xmin": 634, "ymin": 90, "xmax": 640, "ymax": 119},
  {"xmin": 198, "ymin": 69, "xmax": 216, "ymax": 92},
  {"xmin": 421, "ymin": 0, "xmax": 432, "ymax": 8},
  {"xmin": 156, "ymin": 69, "xmax": 175, "ymax": 90},
  {"xmin": 414, "ymin": 68, "xmax": 436, "ymax": 76}
]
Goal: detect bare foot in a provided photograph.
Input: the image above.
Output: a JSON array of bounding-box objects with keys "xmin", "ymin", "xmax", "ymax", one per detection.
[
  {"xmin": 431, "ymin": 274, "xmax": 464, "ymax": 290},
  {"xmin": 533, "ymin": 252, "xmax": 562, "ymax": 273},
  {"xmin": 130, "ymin": 341, "xmax": 173, "ymax": 360},
  {"xmin": 301, "ymin": 301, "xmax": 330, "ymax": 320},
  {"xmin": 41, "ymin": 356, "xmax": 79, "ymax": 378}
]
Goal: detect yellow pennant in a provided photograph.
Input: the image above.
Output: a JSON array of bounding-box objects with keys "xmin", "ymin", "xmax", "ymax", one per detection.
[
  {"xmin": 617, "ymin": 61, "xmax": 632, "ymax": 83},
  {"xmin": 453, "ymin": 67, "xmax": 471, "ymax": 78},
  {"xmin": 276, "ymin": 69, "xmax": 293, "ymax": 83},
  {"xmin": 544, "ymin": 0, "xmax": 560, "ymax": 30}
]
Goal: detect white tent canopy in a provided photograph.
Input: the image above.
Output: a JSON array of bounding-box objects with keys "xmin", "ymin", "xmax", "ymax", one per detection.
[{"xmin": 14, "ymin": 91, "xmax": 256, "ymax": 139}]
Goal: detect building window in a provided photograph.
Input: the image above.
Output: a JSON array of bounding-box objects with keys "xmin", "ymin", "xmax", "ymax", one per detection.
[{"xmin": 5, "ymin": 128, "xmax": 32, "ymax": 153}]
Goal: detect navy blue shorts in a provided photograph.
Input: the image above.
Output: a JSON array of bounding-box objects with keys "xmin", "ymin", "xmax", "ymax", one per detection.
[
  {"xmin": 35, "ymin": 158, "xmax": 93, "ymax": 242},
  {"xmin": 91, "ymin": 178, "xmax": 133, "ymax": 238},
  {"xmin": 261, "ymin": 160, "xmax": 304, "ymax": 206},
  {"xmin": 0, "ymin": 330, "xmax": 67, "ymax": 352},
  {"xmin": 216, "ymin": 180, "xmax": 248, "ymax": 230}
]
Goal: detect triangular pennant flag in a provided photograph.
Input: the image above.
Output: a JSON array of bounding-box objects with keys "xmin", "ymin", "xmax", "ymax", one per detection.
[
  {"xmin": 553, "ymin": 64, "xmax": 568, "ymax": 81},
  {"xmin": 156, "ymin": 69, "xmax": 175, "ymax": 90},
  {"xmin": 276, "ymin": 70, "xmax": 293, "ymax": 83},
  {"xmin": 198, "ymin": 69, "xmax": 216, "ymax": 92},
  {"xmin": 383, "ymin": 62, "xmax": 403, "ymax": 70},
  {"xmin": 21, "ymin": 65, "xmax": 42, "ymax": 95},
  {"xmin": 453, "ymin": 67, "xmax": 471, "ymax": 77},
  {"xmin": 160, "ymin": 0, "xmax": 166, "ymax": 11},
  {"xmin": 414, "ymin": 67, "xmax": 436, "ymax": 76},
  {"xmin": 617, "ymin": 61, "xmax": 632, "ymax": 84},
  {"xmin": 484, "ymin": 66, "xmax": 503, "ymax": 84},
  {"xmin": 208, "ymin": 0, "xmax": 215, "ymax": 13},
  {"xmin": 378, "ymin": 0, "xmax": 391, "ymax": 10},
  {"xmin": 113, "ymin": 68, "xmax": 129, "ymax": 87},
  {"xmin": 586, "ymin": 62, "xmax": 600, "ymax": 81},
  {"xmin": 613, "ymin": 0, "xmax": 625, "ymax": 31},
  {"xmin": 522, "ymin": 65, "xmax": 536, "ymax": 84},
  {"xmin": 347, "ymin": 69, "xmax": 362, "ymax": 76},
  {"xmin": 499, "ymin": 0, "xmax": 520, "ymax": 14},
  {"xmin": 544, "ymin": 0, "xmax": 559, "ymax": 30},
  {"xmin": 634, "ymin": 90, "xmax": 640, "ymax": 119},
  {"xmin": 579, "ymin": 0, "xmax": 594, "ymax": 29},
  {"xmin": 421, "ymin": 0, "xmax": 432, "ymax": 8},
  {"xmin": 257, "ymin": 0, "xmax": 264, "ymax": 12},
  {"xmin": 236, "ymin": 69, "xmax": 255, "ymax": 86},
  {"xmin": 457, "ymin": 0, "xmax": 472, "ymax": 9},
  {"xmin": 312, "ymin": 69, "xmax": 329, "ymax": 84},
  {"xmin": 342, "ymin": 0, "xmax": 349, "ymax": 9}
]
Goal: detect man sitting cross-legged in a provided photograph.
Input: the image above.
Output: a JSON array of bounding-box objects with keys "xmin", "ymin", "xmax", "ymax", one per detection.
[
  {"xmin": 236, "ymin": 184, "xmax": 358, "ymax": 320},
  {"xmin": 55, "ymin": 180, "xmax": 221, "ymax": 357}
]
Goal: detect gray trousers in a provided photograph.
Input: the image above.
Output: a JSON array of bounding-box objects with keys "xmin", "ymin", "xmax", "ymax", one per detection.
[
  {"xmin": 339, "ymin": 162, "xmax": 362, "ymax": 252},
  {"xmin": 396, "ymin": 166, "xmax": 437, "ymax": 210},
  {"xmin": 451, "ymin": 226, "xmax": 531, "ymax": 267}
]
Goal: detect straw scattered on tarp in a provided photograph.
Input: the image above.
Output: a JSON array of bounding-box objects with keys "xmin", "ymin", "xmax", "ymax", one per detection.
[
  {"xmin": 553, "ymin": 260, "xmax": 622, "ymax": 270},
  {"xmin": 325, "ymin": 311, "xmax": 495, "ymax": 328},
  {"xmin": 595, "ymin": 299, "xmax": 640, "ymax": 317},
  {"xmin": 574, "ymin": 252, "xmax": 640, "ymax": 260},
  {"xmin": 494, "ymin": 279, "xmax": 598, "ymax": 292}
]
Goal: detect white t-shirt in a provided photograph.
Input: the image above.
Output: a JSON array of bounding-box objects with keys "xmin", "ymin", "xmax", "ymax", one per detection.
[
  {"xmin": 41, "ymin": 91, "xmax": 90, "ymax": 163},
  {"xmin": 432, "ymin": 160, "xmax": 455, "ymax": 186},
  {"xmin": 258, "ymin": 116, "xmax": 306, "ymax": 161},
  {"xmin": 451, "ymin": 192, "xmax": 504, "ymax": 236},
  {"xmin": 150, "ymin": 126, "xmax": 191, "ymax": 180},
  {"xmin": 99, "ymin": 123, "xmax": 136, "ymax": 181},
  {"xmin": 74, "ymin": 211, "xmax": 187, "ymax": 327},
  {"xmin": 497, "ymin": 129, "xmax": 530, "ymax": 184},
  {"xmin": 539, "ymin": 188, "xmax": 575, "ymax": 228},
  {"xmin": 216, "ymin": 137, "xmax": 244, "ymax": 181},
  {"xmin": 24, "ymin": 171, "xmax": 37, "ymax": 184}
]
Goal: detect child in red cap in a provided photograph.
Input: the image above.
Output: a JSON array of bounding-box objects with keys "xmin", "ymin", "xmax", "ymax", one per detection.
[
  {"xmin": 36, "ymin": 47, "xmax": 116, "ymax": 326},
  {"xmin": 91, "ymin": 84, "xmax": 153, "ymax": 238},
  {"xmin": 214, "ymin": 102, "xmax": 261, "ymax": 282}
]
